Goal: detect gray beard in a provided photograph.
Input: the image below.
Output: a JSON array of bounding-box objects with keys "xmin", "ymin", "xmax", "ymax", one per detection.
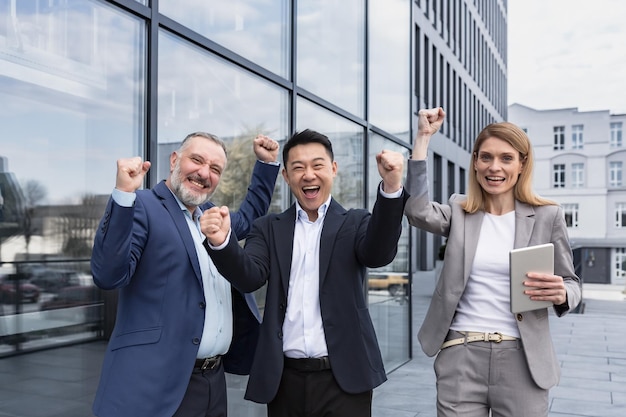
[{"xmin": 171, "ymin": 164, "xmax": 212, "ymax": 208}]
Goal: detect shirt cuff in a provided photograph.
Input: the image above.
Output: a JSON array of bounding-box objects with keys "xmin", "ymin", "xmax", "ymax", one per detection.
[
  {"xmin": 112, "ymin": 188, "xmax": 136, "ymax": 207},
  {"xmin": 379, "ymin": 182, "xmax": 403, "ymax": 199},
  {"xmin": 206, "ymin": 229, "xmax": 232, "ymax": 250},
  {"xmin": 259, "ymin": 160, "xmax": 280, "ymax": 166}
]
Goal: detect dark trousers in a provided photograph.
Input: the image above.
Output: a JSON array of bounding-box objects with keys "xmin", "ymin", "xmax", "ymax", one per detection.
[
  {"xmin": 173, "ymin": 361, "xmax": 227, "ymax": 417},
  {"xmin": 267, "ymin": 367, "xmax": 372, "ymax": 417}
]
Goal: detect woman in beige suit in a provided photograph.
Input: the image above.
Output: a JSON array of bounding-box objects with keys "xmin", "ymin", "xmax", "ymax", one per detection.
[{"xmin": 405, "ymin": 108, "xmax": 582, "ymax": 417}]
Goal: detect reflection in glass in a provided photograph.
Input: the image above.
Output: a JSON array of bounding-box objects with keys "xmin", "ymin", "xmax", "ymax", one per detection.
[
  {"xmin": 158, "ymin": 31, "xmax": 289, "ymax": 214},
  {"xmin": 297, "ymin": 0, "xmax": 365, "ymax": 117},
  {"xmin": 369, "ymin": 0, "xmax": 411, "ymax": 141},
  {"xmin": 0, "ymin": 0, "xmax": 144, "ymax": 352},
  {"xmin": 367, "ymin": 132, "xmax": 410, "ymax": 370},
  {"xmin": 159, "ymin": 0, "xmax": 290, "ymax": 77},
  {"xmin": 296, "ymin": 98, "xmax": 363, "ymax": 209}
]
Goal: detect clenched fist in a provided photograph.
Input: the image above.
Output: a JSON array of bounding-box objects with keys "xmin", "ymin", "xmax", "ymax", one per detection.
[
  {"xmin": 376, "ymin": 150, "xmax": 404, "ymax": 193},
  {"xmin": 115, "ymin": 157, "xmax": 151, "ymax": 193},
  {"xmin": 200, "ymin": 206, "xmax": 231, "ymax": 246}
]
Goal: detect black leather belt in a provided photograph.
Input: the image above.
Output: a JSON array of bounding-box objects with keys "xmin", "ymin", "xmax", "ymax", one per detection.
[
  {"xmin": 194, "ymin": 355, "xmax": 222, "ymax": 371},
  {"xmin": 284, "ymin": 356, "xmax": 331, "ymax": 371}
]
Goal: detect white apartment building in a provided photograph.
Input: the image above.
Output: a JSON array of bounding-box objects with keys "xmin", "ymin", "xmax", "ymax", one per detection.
[{"xmin": 509, "ymin": 103, "xmax": 626, "ymax": 285}]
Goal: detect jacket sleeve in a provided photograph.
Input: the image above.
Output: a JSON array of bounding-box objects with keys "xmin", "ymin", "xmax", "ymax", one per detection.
[
  {"xmin": 404, "ymin": 159, "xmax": 453, "ymax": 236},
  {"xmin": 91, "ymin": 197, "xmax": 148, "ymax": 290},
  {"xmin": 551, "ymin": 206, "xmax": 582, "ymax": 316},
  {"xmin": 356, "ymin": 186, "xmax": 409, "ymax": 268}
]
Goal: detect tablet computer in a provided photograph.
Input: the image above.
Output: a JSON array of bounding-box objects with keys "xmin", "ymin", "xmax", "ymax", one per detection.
[{"xmin": 509, "ymin": 243, "xmax": 554, "ymax": 313}]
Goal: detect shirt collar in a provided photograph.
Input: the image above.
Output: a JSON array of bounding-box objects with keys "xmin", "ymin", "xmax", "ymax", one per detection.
[
  {"xmin": 295, "ymin": 195, "xmax": 331, "ymax": 222},
  {"xmin": 169, "ymin": 188, "xmax": 202, "ymax": 220}
]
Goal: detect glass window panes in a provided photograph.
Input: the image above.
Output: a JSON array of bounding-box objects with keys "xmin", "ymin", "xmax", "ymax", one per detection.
[
  {"xmin": 0, "ymin": 0, "xmax": 144, "ymax": 352},
  {"xmin": 611, "ymin": 122, "xmax": 623, "ymax": 148},
  {"xmin": 297, "ymin": 0, "xmax": 365, "ymax": 117},
  {"xmin": 610, "ymin": 161, "xmax": 623, "ymax": 187},
  {"xmin": 571, "ymin": 163, "xmax": 584, "ymax": 188},
  {"xmin": 296, "ymin": 98, "xmax": 364, "ymax": 209},
  {"xmin": 553, "ymin": 164, "xmax": 565, "ymax": 188},
  {"xmin": 159, "ymin": 0, "xmax": 291, "ymax": 77},
  {"xmin": 368, "ymin": 0, "xmax": 410, "ymax": 141},
  {"xmin": 572, "ymin": 124, "xmax": 584, "ymax": 149},
  {"xmin": 553, "ymin": 126, "xmax": 565, "ymax": 150},
  {"xmin": 367, "ymin": 132, "xmax": 410, "ymax": 371},
  {"xmin": 562, "ymin": 203, "xmax": 579, "ymax": 228},
  {"xmin": 158, "ymin": 31, "xmax": 289, "ymax": 212},
  {"xmin": 615, "ymin": 203, "xmax": 626, "ymax": 228}
]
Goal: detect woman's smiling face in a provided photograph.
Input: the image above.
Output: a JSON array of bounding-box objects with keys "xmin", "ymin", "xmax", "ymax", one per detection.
[
  {"xmin": 281, "ymin": 142, "xmax": 337, "ymax": 221},
  {"xmin": 473, "ymin": 136, "xmax": 524, "ymax": 199}
]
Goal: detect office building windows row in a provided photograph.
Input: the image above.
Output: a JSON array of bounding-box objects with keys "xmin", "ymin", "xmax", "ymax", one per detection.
[
  {"xmin": 415, "ymin": 37, "xmax": 499, "ymax": 151},
  {"xmin": 552, "ymin": 162, "xmax": 586, "ymax": 188},
  {"xmin": 553, "ymin": 124, "xmax": 588, "ymax": 151},
  {"xmin": 422, "ymin": 0, "xmax": 506, "ymax": 108}
]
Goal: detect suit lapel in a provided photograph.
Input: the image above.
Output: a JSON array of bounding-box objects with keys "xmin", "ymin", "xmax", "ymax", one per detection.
[
  {"xmin": 464, "ymin": 210, "xmax": 483, "ymax": 284},
  {"xmin": 319, "ymin": 199, "xmax": 347, "ymax": 287},
  {"xmin": 514, "ymin": 201, "xmax": 536, "ymax": 249},
  {"xmin": 273, "ymin": 205, "xmax": 296, "ymax": 295},
  {"xmin": 153, "ymin": 181, "xmax": 203, "ymax": 285}
]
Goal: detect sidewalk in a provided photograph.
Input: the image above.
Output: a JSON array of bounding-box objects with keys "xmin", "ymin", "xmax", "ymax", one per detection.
[{"xmin": 372, "ymin": 275, "xmax": 626, "ymax": 417}]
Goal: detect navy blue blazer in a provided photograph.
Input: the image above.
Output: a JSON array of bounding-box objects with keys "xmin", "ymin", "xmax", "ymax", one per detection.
[
  {"xmin": 91, "ymin": 161, "xmax": 278, "ymax": 417},
  {"xmin": 206, "ymin": 190, "xmax": 409, "ymax": 404}
]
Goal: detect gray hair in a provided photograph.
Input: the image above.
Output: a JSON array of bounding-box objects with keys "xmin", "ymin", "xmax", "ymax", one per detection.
[{"xmin": 179, "ymin": 132, "xmax": 228, "ymax": 158}]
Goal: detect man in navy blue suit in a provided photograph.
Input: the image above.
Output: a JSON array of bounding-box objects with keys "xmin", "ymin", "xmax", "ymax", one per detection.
[
  {"xmin": 90, "ymin": 132, "xmax": 280, "ymax": 417},
  {"xmin": 202, "ymin": 129, "xmax": 408, "ymax": 417}
]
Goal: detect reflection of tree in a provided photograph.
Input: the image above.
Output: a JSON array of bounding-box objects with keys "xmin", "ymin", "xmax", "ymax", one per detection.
[
  {"xmin": 53, "ymin": 194, "xmax": 105, "ymax": 259},
  {"xmin": 22, "ymin": 180, "xmax": 47, "ymax": 256},
  {"xmin": 212, "ymin": 126, "xmax": 283, "ymax": 214},
  {"xmin": 212, "ymin": 133, "xmax": 258, "ymax": 209}
]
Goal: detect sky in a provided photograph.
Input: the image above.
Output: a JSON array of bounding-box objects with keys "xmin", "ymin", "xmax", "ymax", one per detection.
[{"xmin": 507, "ymin": 0, "xmax": 626, "ymax": 114}]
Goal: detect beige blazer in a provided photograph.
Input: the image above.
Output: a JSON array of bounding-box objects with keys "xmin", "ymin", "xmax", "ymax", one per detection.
[{"xmin": 405, "ymin": 159, "xmax": 582, "ymax": 389}]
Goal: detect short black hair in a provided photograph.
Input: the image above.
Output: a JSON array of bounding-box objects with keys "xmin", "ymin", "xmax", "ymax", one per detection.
[{"xmin": 282, "ymin": 129, "xmax": 334, "ymax": 164}]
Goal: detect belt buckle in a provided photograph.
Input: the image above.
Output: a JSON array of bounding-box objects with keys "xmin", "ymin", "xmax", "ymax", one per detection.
[
  {"xmin": 491, "ymin": 332, "xmax": 504, "ymax": 343},
  {"xmin": 201, "ymin": 356, "xmax": 219, "ymax": 370}
]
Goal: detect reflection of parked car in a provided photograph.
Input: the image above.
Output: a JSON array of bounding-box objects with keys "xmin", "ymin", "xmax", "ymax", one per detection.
[
  {"xmin": 368, "ymin": 274, "xmax": 409, "ymax": 296},
  {"xmin": 40, "ymin": 285, "xmax": 103, "ymax": 329},
  {"xmin": 0, "ymin": 274, "xmax": 41, "ymax": 303},
  {"xmin": 40, "ymin": 285, "xmax": 102, "ymax": 311},
  {"xmin": 29, "ymin": 269, "xmax": 83, "ymax": 293}
]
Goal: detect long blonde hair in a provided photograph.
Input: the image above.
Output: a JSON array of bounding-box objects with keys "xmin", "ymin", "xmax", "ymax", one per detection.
[{"xmin": 461, "ymin": 122, "xmax": 556, "ymax": 213}]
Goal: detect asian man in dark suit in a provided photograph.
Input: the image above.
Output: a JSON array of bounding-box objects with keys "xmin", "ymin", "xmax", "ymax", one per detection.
[
  {"xmin": 90, "ymin": 132, "xmax": 280, "ymax": 417},
  {"xmin": 201, "ymin": 129, "xmax": 408, "ymax": 417}
]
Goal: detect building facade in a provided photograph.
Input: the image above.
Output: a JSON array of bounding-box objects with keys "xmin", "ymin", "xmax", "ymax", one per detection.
[
  {"xmin": 0, "ymin": 0, "xmax": 506, "ymax": 415},
  {"xmin": 509, "ymin": 103, "xmax": 626, "ymax": 286}
]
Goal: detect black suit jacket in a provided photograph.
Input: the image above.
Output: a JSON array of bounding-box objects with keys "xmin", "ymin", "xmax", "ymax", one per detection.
[{"xmin": 207, "ymin": 189, "xmax": 408, "ymax": 404}]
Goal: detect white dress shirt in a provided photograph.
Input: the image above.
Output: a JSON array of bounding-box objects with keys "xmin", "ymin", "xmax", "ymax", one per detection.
[{"xmin": 282, "ymin": 197, "xmax": 330, "ymax": 359}]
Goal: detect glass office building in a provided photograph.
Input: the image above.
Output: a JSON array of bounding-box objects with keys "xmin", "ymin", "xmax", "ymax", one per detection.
[{"xmin": 0, "ymin": 0, "xmax": 506, "ymax": 415}]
